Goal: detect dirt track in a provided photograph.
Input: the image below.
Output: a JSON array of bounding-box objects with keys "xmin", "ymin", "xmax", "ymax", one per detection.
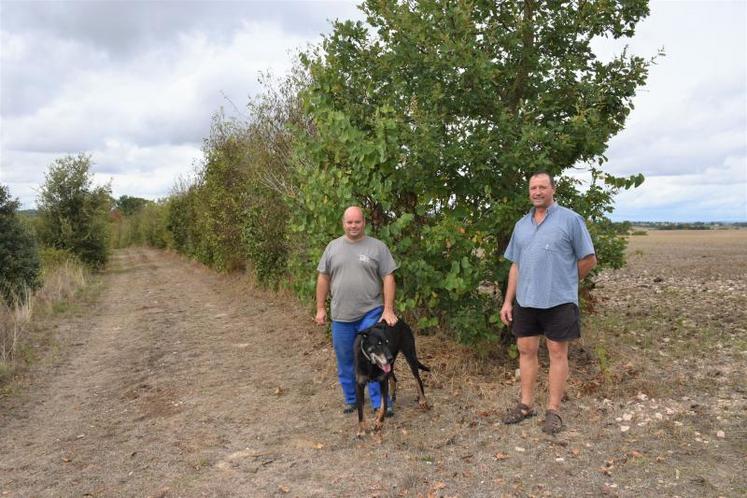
[{"xmin": 1, "ymin": 245, "xmax": 744, "ymax": 497}]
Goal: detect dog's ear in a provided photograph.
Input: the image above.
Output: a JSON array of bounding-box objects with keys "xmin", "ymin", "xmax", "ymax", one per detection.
[{"xmin": 360, "ymin": 332, "xmax": 368, "ymax": 340}]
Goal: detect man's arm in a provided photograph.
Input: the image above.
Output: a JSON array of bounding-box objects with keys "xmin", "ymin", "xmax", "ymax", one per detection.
[
  {"xmin": 380, "ymin": 273, "xmax": 398, "ymax": 326},
  {"xmin": 500, "ymin": 262, "xmax": 518, "ymax": 326},
  {"xmin": 578, "ymin": 254, "xmax": 597, "ymax": 280},
  {"xmin": 315, "ymin": 273, "xmax": 330, "ymax": 325}
]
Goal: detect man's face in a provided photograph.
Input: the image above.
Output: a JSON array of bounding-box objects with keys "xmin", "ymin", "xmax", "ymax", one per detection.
[
  {"xmin": 342, "ymin": 208, "xmax": 366, "ymax": 241},
  {"xmin": 528, "ymin": 174, "xmax": 555, "ymax": 209}
]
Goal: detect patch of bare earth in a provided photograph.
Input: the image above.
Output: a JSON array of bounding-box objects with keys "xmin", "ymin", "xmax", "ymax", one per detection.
[{"xmin": 1, "ymin": 235, "xmax": 744, "ymax": 497}]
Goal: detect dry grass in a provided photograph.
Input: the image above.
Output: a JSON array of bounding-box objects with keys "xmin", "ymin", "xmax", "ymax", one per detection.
[
  {"xmin": 36, "ymin": 259, "xmax": 88, "ymax": 307},
  {"xmin": 0, "ymin": 289, "xmax": 33, "ymax": 373},
  {"xmin": 0, "ymin": 258, "xmax": 90, "ymax": 383}
]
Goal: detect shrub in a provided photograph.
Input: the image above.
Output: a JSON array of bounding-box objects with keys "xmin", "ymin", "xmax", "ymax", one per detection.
[
  {"xmin": 0, "ymin": 185, "xmax": 41, "ymax": 305},
  {"xmin": 36, "ymin": 154, "xmax": 112, "ymax": 268}
]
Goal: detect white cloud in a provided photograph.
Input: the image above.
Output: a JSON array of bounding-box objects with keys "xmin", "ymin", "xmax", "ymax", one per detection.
[
  {"xmin": 595, "ymin": 0, "xmax": 746, "ymax": 220},
  {"xmin": 1, "ymin": 12, "xmax": 325, "ymax": 208},
  {"xmin": 3, "ymin": 21, "xmax": 308, "ymax": 152},
  {"xmin": 92, "ymin": 142, "xmax": 204, "ymax": 200}
]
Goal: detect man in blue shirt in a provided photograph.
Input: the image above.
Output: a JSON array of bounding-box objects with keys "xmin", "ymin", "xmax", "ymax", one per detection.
[{"xmin": 500, "ymin": 172, "xmax": 597, "ymax": 434}]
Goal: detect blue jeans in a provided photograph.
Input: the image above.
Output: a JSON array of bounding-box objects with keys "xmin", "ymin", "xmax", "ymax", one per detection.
[{"xmin": 332, "ymin": 306, "xmax": 391, "ymax": 408}]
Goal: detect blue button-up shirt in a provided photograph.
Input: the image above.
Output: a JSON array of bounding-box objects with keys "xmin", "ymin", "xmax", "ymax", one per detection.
[{"xmin": 504, "ymin": 203, "xmax": 595, "ymax": 308}]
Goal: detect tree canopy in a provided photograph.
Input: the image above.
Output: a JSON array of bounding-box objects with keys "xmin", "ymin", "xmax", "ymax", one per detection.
[{"xmin": 293, "ymin": 0, "xmax": 652, "ymax": 340}]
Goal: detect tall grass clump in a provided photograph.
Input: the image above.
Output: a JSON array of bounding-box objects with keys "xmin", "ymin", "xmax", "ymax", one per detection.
[
  {"xmin": 0, "ymin": 248, "xmax": 89, "ymax": 383},
  {"xmin": 35, "ymin": 248, "xmax": 88, "ymax": 306},
  {"xmin": 0, "ymin": 287, "xmax": 33, "ymax": 380}
]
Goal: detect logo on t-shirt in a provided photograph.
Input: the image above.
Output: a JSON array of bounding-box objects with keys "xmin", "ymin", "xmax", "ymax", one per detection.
[{"xmin": 358, "ymin": 254, "xmax": 372, "ymax": 264}]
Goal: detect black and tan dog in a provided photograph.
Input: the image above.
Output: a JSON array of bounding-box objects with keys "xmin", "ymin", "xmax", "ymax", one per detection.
[{"xmin": 353, "ymin": 319, "xmax": 430, "ymax": 436}]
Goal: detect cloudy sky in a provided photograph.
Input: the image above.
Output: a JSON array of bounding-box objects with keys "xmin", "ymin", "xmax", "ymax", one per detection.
[{"xmin": 1, "ymin": 1, "xmax": 745, "ymax": 222}]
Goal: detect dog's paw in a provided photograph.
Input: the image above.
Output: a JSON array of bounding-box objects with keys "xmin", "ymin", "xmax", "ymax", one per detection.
[
  {"xmin": 356, "ymin": 422, "xmax": 368, "ymax": 438},
  {"xmin": 373, "ymin": 419, "xmax": 384, "ymax": 431}
]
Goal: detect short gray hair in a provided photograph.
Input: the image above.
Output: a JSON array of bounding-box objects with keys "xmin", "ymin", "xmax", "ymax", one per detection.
[{"xmin": 529, "ymin": 171, "xmax": 555, "ymax": 188}]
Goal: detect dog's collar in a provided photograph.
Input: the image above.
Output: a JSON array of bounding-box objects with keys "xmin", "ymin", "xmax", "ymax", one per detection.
[{"xmin": 360, "ymin": 345, "xmax": 376, "ymax": 365}]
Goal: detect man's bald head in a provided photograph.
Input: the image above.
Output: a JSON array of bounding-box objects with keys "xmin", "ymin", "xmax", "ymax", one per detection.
[
  {"xmin": 343, "ymin": 206, "xmax": 364, "ymax": 222},
  {"xmin": 342, "ymin": 206, "xmax": 366, "ymax": 241}
]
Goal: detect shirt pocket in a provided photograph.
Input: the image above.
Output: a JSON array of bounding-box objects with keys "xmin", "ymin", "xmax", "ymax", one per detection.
[{"xmin": 536, "ymin": 229, "xmax": 570, "ymax": 255}]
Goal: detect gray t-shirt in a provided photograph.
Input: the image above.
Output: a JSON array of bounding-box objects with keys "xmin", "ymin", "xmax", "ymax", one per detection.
[{"xmin": 317, "ymin": 235, "xmax": 399, "ymax": 322}]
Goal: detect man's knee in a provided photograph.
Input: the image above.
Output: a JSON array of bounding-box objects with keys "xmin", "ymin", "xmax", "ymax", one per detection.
[
  {"xmin": 546, "ymin": 339, "xmax": 569, "ymax": 362},
  {"xmin": 517, "ymin": 337, "xmax": 540, "ymax": 357}
]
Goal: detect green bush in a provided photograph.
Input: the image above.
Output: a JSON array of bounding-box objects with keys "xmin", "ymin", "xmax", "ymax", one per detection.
[
  {"xmin": 0, "ymin": 185, "xmax": 41, "ymax": 305},
  {"xmin": 38, "ymin": 247, "xmax": 81, "ymax": 270},
  {"xmin": 110, "ymin": 199, "xmax": 171, "ymax": 250},
  {"xmin": 36, "ymin": 153, "xmax": 112, "ymax": 269}
]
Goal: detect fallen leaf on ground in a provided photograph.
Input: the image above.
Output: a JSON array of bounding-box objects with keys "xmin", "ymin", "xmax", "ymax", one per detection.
[{"xmin": 494, "ymin": 452, "xmax": 510, "ymax": 461}]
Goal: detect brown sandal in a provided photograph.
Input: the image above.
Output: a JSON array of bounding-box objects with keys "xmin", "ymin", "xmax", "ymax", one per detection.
[
  {"xmin": 502, "ymin": 402, "xmax": 536, "ymax": 424},
  {"xmin": 542, "ymin": 409, "xmax": 563, "ymax": 434}
]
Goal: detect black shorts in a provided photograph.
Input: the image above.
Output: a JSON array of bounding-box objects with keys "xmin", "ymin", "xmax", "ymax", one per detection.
[{"xmin": 512, "ymin": 303, "xmax": 580, "ymax": 342}]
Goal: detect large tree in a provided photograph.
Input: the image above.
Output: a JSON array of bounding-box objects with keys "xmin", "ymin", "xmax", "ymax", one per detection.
[
  {"xmin": 37, "ymin": 153, "xmax": 112, "ymax": 268},
  {"xmin": 295, "ymin": 0, "xmax": 652, "ymax": 342}
]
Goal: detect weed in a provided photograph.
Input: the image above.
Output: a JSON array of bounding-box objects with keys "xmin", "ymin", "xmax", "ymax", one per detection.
[
  {"xmin": 595, "ymin": 344, "xmax": 611, "ymax": 383},
  {"xmin": 507, "ymin": 343, "xmax": 518, "ymax": 360}
]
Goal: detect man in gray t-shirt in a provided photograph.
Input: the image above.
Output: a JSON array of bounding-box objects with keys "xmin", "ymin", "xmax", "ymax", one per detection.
[{"xmin": 315, "ymin": 206, "xmax": 399, "ymax": 413}]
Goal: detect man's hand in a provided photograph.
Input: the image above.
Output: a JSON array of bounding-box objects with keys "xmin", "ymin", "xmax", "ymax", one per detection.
[
  {"xmin": 380, "ymin": 309, "xmax": 398, "ymax": 326},
  {"xmin": 501, "ymin": 263, "xmax": 518, "ymax": 327},
  {"xmin": 500, "ymin": 301, "xmax": 513, "ymax": 326},
  {"xmin": 578, "ymin": 254, "xmax": 598, "ymax": 280},
  {"xmin": 315, "ymin": 272, "xmax": 330, "ymax": 326},
  {"xmin": 314, "ymin": 308, "xmax": 327, "ymax": 326}
]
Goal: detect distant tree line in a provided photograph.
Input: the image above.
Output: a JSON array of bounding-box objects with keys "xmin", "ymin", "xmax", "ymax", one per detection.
[{"xmin": 631, "ymin": 221, "xmax": 744, "ymax": 230}]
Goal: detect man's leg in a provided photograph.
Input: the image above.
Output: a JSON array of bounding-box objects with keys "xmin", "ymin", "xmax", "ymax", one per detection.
[
  {"xmin": 331, "ymin": 320, "xmax": 358, "ymax": 406},
  {"xmin": 546, "ymin": 338, "xmax": 570, "ymax": 411},
  {"xmin": 517, "ymin": 336, "xmax": 540, "ymax": 408}
]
